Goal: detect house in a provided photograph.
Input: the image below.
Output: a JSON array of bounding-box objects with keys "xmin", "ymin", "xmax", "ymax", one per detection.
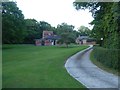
[
  {"xmin": 35, "ymin": 31, "xmax": 60, "ymax": 46},
  {"xmin": 76, "ymin": 35, "xmax": 88, "ymax": 45},
  {"xmin": 43, "ymin": 31, "xmax": 61, "ymax": 46},
  {"xmin": 76, "ymin": 35, "xmax": 96, "ymax": 45}
]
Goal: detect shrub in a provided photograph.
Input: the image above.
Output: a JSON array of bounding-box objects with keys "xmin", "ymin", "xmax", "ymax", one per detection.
[{"xmin": 92, "ymin": 46, "xmax": 120, "ymax": 72}]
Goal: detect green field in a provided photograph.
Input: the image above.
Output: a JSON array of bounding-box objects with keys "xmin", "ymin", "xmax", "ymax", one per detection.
[{"xmin": 3, "ymin": 45, "xmax": 88, "ymax": 88}]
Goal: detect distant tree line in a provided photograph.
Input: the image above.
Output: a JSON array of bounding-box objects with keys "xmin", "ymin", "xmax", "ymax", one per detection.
[{"xmin": 2, "ymin": 1, "xmax": 91, "ymax": 44}]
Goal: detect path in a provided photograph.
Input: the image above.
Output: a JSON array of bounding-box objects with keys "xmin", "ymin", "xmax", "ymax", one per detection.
[{"xmin": 65, "ymin": 47, "xmax": 119, "ymax": 89}]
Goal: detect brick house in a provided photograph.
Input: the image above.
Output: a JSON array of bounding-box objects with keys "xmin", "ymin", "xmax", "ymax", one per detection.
[{"xmin": 35, "ymin": 31, "xmax": 60, "ymax": 46}]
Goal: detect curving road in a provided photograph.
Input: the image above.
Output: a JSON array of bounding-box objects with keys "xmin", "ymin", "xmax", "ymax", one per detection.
[{"xmin": 65, "ymin": 47, "xmax": 120, "ymax": 89}]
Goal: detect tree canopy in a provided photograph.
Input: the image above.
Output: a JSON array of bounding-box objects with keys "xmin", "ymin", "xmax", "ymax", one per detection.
[
  {"xmin": 74, "ymin": 1, "xmax": 120, "ymax": 49},
  {"xmin": 56, "ymin": 23, "xmax": 74, "ymax": 35},
  {"xmin": 78, "ymin": 25, "xmax": 91, "ymax": 36},
  {"xmin": 2, "ymin": 1, "xmax": 26, "ymax": 44},
  {"xmin": 57, "ymin": 33, "xmax": 75, "ymax": 47},
  {"xmin": 56, "ymin": 23, "xmax": 78, "ymax": 46}
]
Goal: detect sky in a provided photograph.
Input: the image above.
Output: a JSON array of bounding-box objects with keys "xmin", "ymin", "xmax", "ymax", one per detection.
[{"xmin": 15, "ymin": 0, "xmax": 94, "ymax": 30}]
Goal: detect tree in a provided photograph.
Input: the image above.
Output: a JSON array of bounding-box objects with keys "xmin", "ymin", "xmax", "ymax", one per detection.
[
  {"xmin": 56, "ymin": 23, "xmax": 79, "ymax": 47},
  {"xmin": 24, "ymin": 19, "xmax": 39, "ymax": 44},
  {"xmin": 39, "ymin": 21, "xmax": 52, "ymax": 30},
  {"xmin": 57, "ymin": 33, "xmax": 75, "ymax": 47},
  {"xmin": 73, "ymin": 1, "xmax": 120, "ymax": 49},
  {"xmin": 78, "ymin": 26, "xmax": 91, "ymax": 36},
  {"xmin": 56, "ymin": 23, "xmax": 74, "ymax": 34},
  {"xmin": 56, "ymin": 23, "xmax": 77, "ymax": 38},
  {"xmin": 2, "ymin": 1, "xmax": 26, "ymax": 44}
]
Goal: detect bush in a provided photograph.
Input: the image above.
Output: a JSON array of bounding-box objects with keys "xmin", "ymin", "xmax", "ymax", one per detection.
[{"xmin": 92, "ymin": 46, "xmax": 120, "ymax": 72}]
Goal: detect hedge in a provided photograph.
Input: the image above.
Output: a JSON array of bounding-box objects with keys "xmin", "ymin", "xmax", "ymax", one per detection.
[{"xmin": 92, "ymin": 46, "xmax": 120, "ymax": 72}]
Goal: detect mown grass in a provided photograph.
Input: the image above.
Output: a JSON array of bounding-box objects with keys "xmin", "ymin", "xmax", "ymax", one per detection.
[
  {"xmin": 90, "ymin": 50, "xmax": 120, "ymax": 76},
  {"xmin": 3, "ymin": 44, "xmax": 88, "ymax": 88}
]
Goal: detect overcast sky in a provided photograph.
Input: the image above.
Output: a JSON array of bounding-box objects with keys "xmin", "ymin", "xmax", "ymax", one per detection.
[{"xmin": 15, "ymin": 0, "xmax": 94, "ymax": 30}]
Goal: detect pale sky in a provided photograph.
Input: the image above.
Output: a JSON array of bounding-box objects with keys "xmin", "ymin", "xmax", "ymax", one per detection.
[{"xmin": 15, "ymin": 0, "xmax": 94, "ymax": 30}]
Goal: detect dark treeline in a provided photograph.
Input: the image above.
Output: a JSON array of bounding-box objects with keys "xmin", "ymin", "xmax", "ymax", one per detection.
[{"xmin": 2, "ymin": 1, "xmax": 81, "ymax": 44}]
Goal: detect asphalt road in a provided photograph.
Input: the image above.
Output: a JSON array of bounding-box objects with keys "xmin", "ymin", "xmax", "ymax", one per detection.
[{"xmin": 65, "ymin": 47, "xmax": 119, "ymax": 89}]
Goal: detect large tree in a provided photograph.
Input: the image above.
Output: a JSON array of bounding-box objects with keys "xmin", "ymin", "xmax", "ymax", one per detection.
[
  {"xmin": 24, "ymin": 19, "xmax": 39, "ymax": 44},
  {"xmin": 56, "ymin": 23, "xmax": 77, "ymax": 47},
  {"xmin": 78, "ymin": 25, "xmax": 91, "ymax": 36},
  {"xmin": 56, "ymin": 23, "xmax": 75, "ymax": 35},
  {"xmin": 2, "ymin": 1, "xmax": 26, "ymax": 44},
  {"xmin": 56, "ymin": 22, "xmax": 78, "ymax": 39},
  {"xmin": 73, "ymin": 1, "xmax": 120, "ymax": 49}
]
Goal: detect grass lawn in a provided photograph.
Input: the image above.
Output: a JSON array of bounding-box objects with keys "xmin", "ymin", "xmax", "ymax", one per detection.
[
  {"xmin": 3, "ymin": 44, "xmax": 88, "ymax": 88},
  {"xmin": 90, "ymin": 50, "xmax": 120, "ymax": 76}
]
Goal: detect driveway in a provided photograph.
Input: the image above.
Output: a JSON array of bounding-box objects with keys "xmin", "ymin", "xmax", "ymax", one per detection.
[{"xmin": 65, "ymin": 47, "xmax": 119, "ymax": 89}]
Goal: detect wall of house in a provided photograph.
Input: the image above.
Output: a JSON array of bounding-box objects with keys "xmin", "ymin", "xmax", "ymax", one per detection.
[
  {"xmin": 35, "ymin": 40, "xmax": 41, "ymax": 46},
  {"xmin": 44, "ymin": 40, "xmax": 52, "ymax": 46}
]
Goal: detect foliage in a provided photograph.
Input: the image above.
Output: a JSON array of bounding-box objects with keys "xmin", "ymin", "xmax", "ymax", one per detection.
[
  {"xmin": 24, "ymin": 19, "xmax": 39, "ymax": 44},
  {"xmin": 24, "ymin": 20, "xmax": 54, "ymax": 44},
  {"xmin": 92, "ymin": 46, "xmax": 120, "ymax": 72},
  {"xmin": 3, "ymin": 45, "xmax": 88, "ymax": 88},
  {"xmin": 56, "ymin": 23, "xmax": 79, "ymax": 38},
  {"xmin": 56, "ymin": 23, "xmax": 78, "ymax": 47},
  {"xmin": 57, "ymin": 33, "xmax": 75, "ymax": 47},
  {"xmin": 39, "ymin": 21, "xmax": 52, "ymax": 31},
  {"xmin": 78, "ymin": 25, "xmax": 91, "ymax": 36},
  {"xmin": 2, "ymin": 1, "xmax": 26, "ymax": 44},
  {"xmin": 73, "ymin": 1, "xmax": 120, "ymax": 49},
  {"xmin": 56, "ymin": 23, "xmax": 74, "ymax": 35}
]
